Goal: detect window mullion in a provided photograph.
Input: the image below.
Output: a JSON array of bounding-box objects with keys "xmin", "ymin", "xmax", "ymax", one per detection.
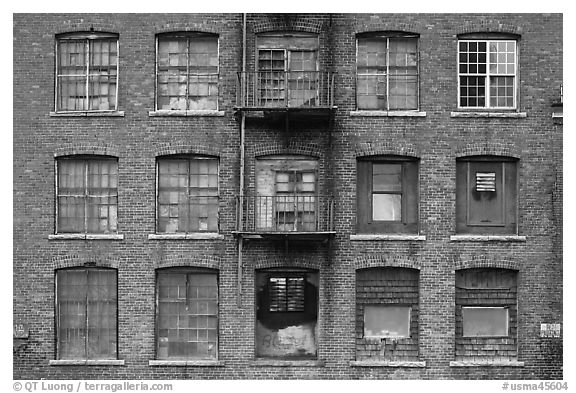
[
  {"xmin": 386, "ymin": 38, "xmax": 390, "ymax": 111},
  {"xmin": 84, "ymin": 162, "xmax": 89, "ymax": 233},
  {"xmin": 85, "ymin": 40, "xmax": 90, "ymax": 111},
  {"xmin": 186, "ymin": 38, "xmax": 190, "ymax": 111}
]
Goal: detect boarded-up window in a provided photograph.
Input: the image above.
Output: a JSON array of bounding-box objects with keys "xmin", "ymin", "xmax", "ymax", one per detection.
[
  {"xmin": 56, "ymin": 268, "xmax": 117, "ymax": 360},
  {"xmin": 357, "ymin": 156, "xmax": 418, "ymax": 233},
  {"xmin": 156, "ymin": 268, "xmax": 218, "ymax": 360},
  {"xmin": 356, "ymin": 34, "xmax": 419, "ymax": 110},
  {"xmin": 256, "ymin": 269, "xmax": 318, "ymax": 359},
  {"xmin": 156, "ymin": 33, "xmax": 219, "ymax": 110},
  {"xmin": 157, "ymin": 156, "xmax": 218, "ymax": 233},
  {"xmin": 56, "ymin": 33, "xmax": 118, "ymax": 112},
  {"xmin": 455, "ymin": 268, "xmax": 518, "ymax": 359},
  {"xmin": 364, "ymin": 305, "xmax": 411, "ymax": 338},
  {"xmin": 57, "ymin": 157, "xmax": 118, "ymax": 234},
  {"xmin": 456, "ymin": 157, "xmax": 517, "ymax": 234},
  {"xmin": 462, "ymin": 307, "xmax": 509, "ymax": 337}
]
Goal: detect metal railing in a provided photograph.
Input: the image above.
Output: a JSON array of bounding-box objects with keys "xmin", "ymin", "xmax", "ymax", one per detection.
[
  {"xmin": 236, "ymin": 195, "xmax": 334, "ymax": 233},
  {"xmin": 237, "ymin": 71, "xmax": 335, "ymax": 109}
]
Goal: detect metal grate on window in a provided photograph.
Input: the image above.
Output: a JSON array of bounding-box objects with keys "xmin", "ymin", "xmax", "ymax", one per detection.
[
  {"xmin": 268, "ymin": 276, "xmax": 305, "ymax": 312},
  {"xmin": 475, "ymin": 172, "xmax": 496, "ymax": 192}
]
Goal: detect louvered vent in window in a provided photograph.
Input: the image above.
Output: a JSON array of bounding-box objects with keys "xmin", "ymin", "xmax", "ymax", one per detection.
[
  {"xmin": 475, "ymin": 172, "xmax": 496, "ymax": 192},
  {"xmin": 268, "ymin": 276, "xmax": 305, "ymax": 312}
]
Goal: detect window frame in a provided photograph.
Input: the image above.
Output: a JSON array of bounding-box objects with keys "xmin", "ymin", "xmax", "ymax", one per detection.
[
  {"xmin": 55, "ymin": 156, "xmax": 119, "ymax": 235},
  {"xmin": 363, "ymin": 304, "xmax": 412, "ymax": 339},
  {"xmin": 456, "ymin": 156, "xmax": 518, "ymax": 235},
  {"xmin": 55, "ymin": 32, "xmax": 119, "ymax": 113},
  {"xmin": 155, "ymin": 155, "xmax": 220, "ymax": 234},
  {"xmin": 355, "ymin": 32, "xmax": 420, "ymax": 111},
  {"xmin": 461, "ymin": 306, "xmax": 510, "ymax": 338},
  {"xmin": 357, "ymin": 156, "xmax": 419, "ymax": 234},
  {"xmin": 457, "ymin": 38, "xmax": 518, "ymax": 110},
  {"xmin": 155, "ymin": 267, "xmax": 219, "ymax": 360},
  {"xmin": 154, "ymin": 32, "xmax": 220, "ymax": 112},
  {"xmin": 55, "ymin": 267, "xmax": 118, "ymax": 360}
]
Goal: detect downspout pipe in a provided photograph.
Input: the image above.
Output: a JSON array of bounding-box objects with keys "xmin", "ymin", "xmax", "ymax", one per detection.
[{"xmin": 237, "ymin": 13, "xmax": 247, "ymax": 308}]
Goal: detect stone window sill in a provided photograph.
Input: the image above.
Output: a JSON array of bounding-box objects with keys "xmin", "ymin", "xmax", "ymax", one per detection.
[
  {"xmin": 450, "ymin": 360, "xmax": 524, "ymax": 367},
  {"xmin": 149, "ymin": 110, "xmax": 225, "ymax": 117},
  {"xmin": 50, "ymin": 111, "xmax": 125, "ymax": 117},
  {"xmin": 148, "ymin": 233, "xmax": 224, "ymax": 240},
  {"xmin": 350, "ymin": 110, "xmax": 426, "ymax": 117},
  {"xmin": 450, "ymin": 111, "xmax": 527, "ymax": 118},
  {"xmin": 350, "ymin": 360, "xmax": 426, "ymax": 368},
  {"xmin": 450, "ymin": 235, "xmax": 526, "ymax": 242},
  {"xmin": 253, "ymin": 359, "xmax": 324, "ymax": 367},
  {"xmin": 49, "ymin": 234, "xmax": 124, "ymax": 240},
  {"xmin": 350, "ymin": 234, "xmax": 426, "ymax": 241},
  {"xmin": 148, "ymin": 360, "xmax": 224, "ymax": 367},
  {"xmin": 49, "ymin": 359, "xmax": 125, "ymax": 366}
]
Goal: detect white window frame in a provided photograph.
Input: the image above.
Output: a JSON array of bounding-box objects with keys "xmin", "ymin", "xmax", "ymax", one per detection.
[{"xmin": 457, "ymin": 39, "xmax": 518, "ymax": 110}]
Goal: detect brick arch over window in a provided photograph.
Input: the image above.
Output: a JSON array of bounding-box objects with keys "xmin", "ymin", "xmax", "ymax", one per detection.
[
  {"xmin": 154, "ymin": 143, "xmax": 221, "ymax": 158},
  {"xmin": 252, "ymin": 16, "xmax": 324, "ymax": 34},
  {"xmin": 54, "ymin": 145, "xmax": 120, "ymax": 158},
  {"xmin": 54, "ymin": 26, "xmax": 120, "ymax": 35},
  {"xmin": 253, "ymin": 255, "xmax": 326, "ymax": 271},
  {"xmin": 355, "ymin": 254, "xmax": 421, "ymax": 270},
  {"xmin": 453, "ymin": 254, "xmax": 521, "ymax": 272},
  {"xmin": 455, "ymin": 142, "xmax": 521, "ymax": 159},
  {"xmin": 52, "ymin": 253, "xmax": 121, "ymax": 270},
  {"xmin": 154, "ymin": 23, "xmax": 220, "ymax": 35},
  {"xmin": 355, "ymin": 24, "xmax": 421, "ymax": 35},
  {"xmin": 153, "ymin": 254, "xmax": 221, "ymax": 270},
  {"xmin": 252, "ymin": 142, "xmax": 323, "ymax": 159},
  {"xmin": 355, "ymin": 141, "xmax": 420, "ymax": 159},
  {"xmin": 456, "ymin": 23, "xmax": 522, "ymax": 36}
]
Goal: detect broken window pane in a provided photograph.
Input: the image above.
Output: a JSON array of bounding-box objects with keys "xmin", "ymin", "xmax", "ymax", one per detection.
[
  {"xmin": 57, "ymin": 157, "xmax": 118, "ymax": 234},
  {"xmin": 157, "ymin": 34, "xmax": 218, "ymax": 110},
  {"xmin": 56, "ymin": 34, "xmax": 118, "ymax": 112},
  {"xmin": 364, "ymin": 305, "xmax": 411, "ymax": 338},
  {"xmin": 156, "ymin": 269, "xmax": 218, "ymax": 360},
  {"xmin": 157, "ymin": 156, "xmax": 219, "ymax": 233}
]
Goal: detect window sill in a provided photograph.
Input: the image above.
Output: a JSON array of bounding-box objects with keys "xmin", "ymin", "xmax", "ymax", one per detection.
[
  {"xmin": 50, "ymin": 111, "xmax": 125, "ymax": 117},
  {"xmin": 148, "ymin": 233, "xmax": 225, "ymax": 240},
  {"xmin": 350, "ymin": 234, "xmax": 426, "ymax": 241},
  {"xmin": 252, "ymin": 359, "xmax": 324, "ymax": 367},
  {"xmin": 450, "ymin": 111, "xmax": 527, "ymax": 118},
  {"xmin": 450, "ymin": 235, "xmax": 526, "ymax": 242},
  {"xmin": 49, "ymin": 234, "xmax": 124, "ymax": 240},
  {"xmin": 450, "ymin": 360, "xmax": 524, "ymax": 367},
  {"xmin": 350, "ymin": 110, "xmax": 426, "ymax": 117},
  {"xmin": 49, "ymin": 359, "xmax": 125, "ymax": 366},
  {"xmin": 148, "ymin": 360, "xmax": 224, "ymax": 367},
  {"xmin": 350, "ymin": 360, "xmax": 426, "ymax": 368},
  {"xmin": 148, "ymin": 110, "xmax": 225, "ymax": 117}
]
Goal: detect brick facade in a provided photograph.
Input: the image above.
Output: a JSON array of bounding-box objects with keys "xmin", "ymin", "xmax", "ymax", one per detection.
[{"xmin": 13, "ymin": 13, "xmax": 562, "ymax": 379}]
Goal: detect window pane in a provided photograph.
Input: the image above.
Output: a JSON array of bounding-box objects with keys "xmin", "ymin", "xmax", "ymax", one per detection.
[
  {"xmin": 86, "ymin": 270, "xmax": 117, "ymax": 359},
  {"xmin": 364, "ymin": 305, "xmax": 411, "ymax": 338},
  {"xmin": 462, "ymin": 307, "xmax": 508, "ymax": 337},
  {"xmin": 373, "ymin": 194, "xmax": 402, "ymax": 221},
  {"xmin": 57, "ymin": 270, "xmax": 88, "ymax": 359},
  {"xmin": 157, "ymin": 271, "xmax": 218, "ymax": 360},
  {"xmin": 373, "ymin": 164, "xmax": 402, "ymax": 192}
]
